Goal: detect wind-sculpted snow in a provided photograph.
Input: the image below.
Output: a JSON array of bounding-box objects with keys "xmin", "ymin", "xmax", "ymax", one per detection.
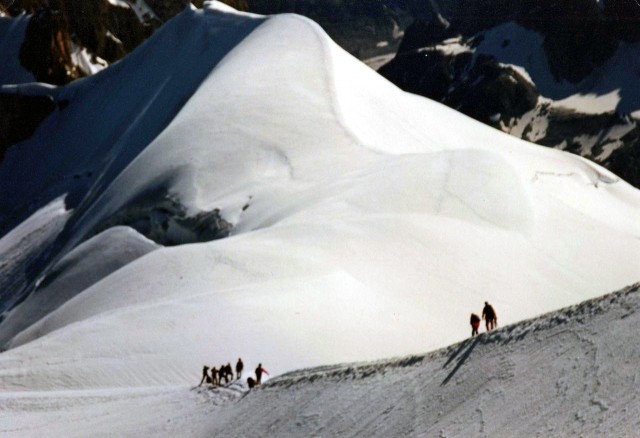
[{"xmin": 0, "ymin": 2, "xmax": 639, "ymax": 434}]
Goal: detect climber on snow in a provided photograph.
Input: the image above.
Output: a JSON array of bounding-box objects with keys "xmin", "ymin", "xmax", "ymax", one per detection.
[
  {"xmin": 482, "ymin": 301, "xmax": 497, "ymax": 331},
  {"xmin": 470, "ymin": 312, "xmax": 481, "ymax": 336},
  {"xmin": 255, "ymin": 363, "xmax": 269, "ymax": 385}
]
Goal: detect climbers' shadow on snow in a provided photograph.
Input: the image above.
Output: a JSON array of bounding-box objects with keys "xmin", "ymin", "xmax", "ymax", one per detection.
[{"xmin": 441, "ymin": 336, "xmax": 480, "ymax": 386}]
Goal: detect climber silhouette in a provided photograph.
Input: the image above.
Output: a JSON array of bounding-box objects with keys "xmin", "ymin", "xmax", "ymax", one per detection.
[
  {"xmin": 236, "ymin": 358, "xmax": 244, "ymax": 380},
  {"xmin": 197, "ymin": 365, "xmax": 210, "ymax": 386},
  {"xmin": 482, "ymin": 301, "xmax": 497, "ymax": 331},
  {"xmin": 470, "ymin": 313, "xmax": 480, "ymax": 336},
  {"xmin": 255, "ymin": 363, "xmax": 269, "ymax": 385}
]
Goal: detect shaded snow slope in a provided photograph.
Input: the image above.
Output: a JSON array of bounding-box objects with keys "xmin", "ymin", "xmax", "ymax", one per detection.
[
  {"xmin": 0, "ymin": 4, "xmax": 265, "ymax": 310},
  {"xmin": 0, "ymin": 5, "xmax": 265, "ymax": 239},
  {"xmin": 0, "ymin": 226, "xmax": 159, "ymax": 346},
  {"xmin": 0, "ymin": 196, "xmax": 70, "ymax": 314},
  {"xmin": 0, "ymin": 0, "xmax": 639, "ymax": 411},
  {"xmin": 2, "ymin": 283, "xmax": 638, "ymax": 437}
]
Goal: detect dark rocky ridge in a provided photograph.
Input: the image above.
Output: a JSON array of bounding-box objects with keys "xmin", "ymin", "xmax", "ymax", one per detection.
[
  {"xmin": 381, "ymin": 47, "xmax": 539, "ymax": 130},
  {"xmin": 379, "ymin": 1, "xmax": 640, "ymax": 188},
  {"xmin": 393, "ymin": 0, "xmax": 636, "ymax": 85},
  {"xmin": 6, "ymin": 0, "xmax": 164, "ymax": 84},
  {"xmin": 2, "ymin": 0, "xmax": 412, "ymax": 86},
  {"xmin": 96, "ymin": 194, "xmax": 233, "ymax": 246}
]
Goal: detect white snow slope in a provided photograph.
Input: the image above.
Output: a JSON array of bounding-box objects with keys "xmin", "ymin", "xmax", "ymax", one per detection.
[
  {"xmin": 2, "ymin": 283, "xmax": 639, "ymax": 437},
  {"xmin": 0, "ymin": 2, "xmax": 640, "ymax": 434},
  {"xmin": 190, "ymin": 283, "xmax": 640, "ymax": 437}
]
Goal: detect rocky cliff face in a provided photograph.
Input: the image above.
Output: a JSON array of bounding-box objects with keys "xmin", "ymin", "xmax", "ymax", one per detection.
[
  {"xmin": 0, "ymin": 0, "xmax": 189, "ymax": 165},
  {"xmin": 3, "ymin": 1, "xmax": 222, "ymax": 85},
  {"xmin": 2, "ymin": 0, "xmax": 413, "ymax": 86},
  {"xmin": 389, "ymin": 0, "xmax": 636, "ymax": 84},
  {"xmin": 379, "ymin": 0, "xmax": 640, "ymax": 188},
  {"xmin": 5, "ymin": 0, "xmax": 160, "ymax": 84}
]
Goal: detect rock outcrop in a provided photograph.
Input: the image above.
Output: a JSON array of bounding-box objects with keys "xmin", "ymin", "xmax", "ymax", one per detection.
[{"xmin": 5, "ymin": 0, "xmax": 175, "ymax": 84}]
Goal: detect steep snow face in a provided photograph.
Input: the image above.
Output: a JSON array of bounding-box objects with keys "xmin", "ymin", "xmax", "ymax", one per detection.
[
  {"xmin": 0, "ymin": 5, "xmax": 266, "ymax": 238},
  {"xmin": 0, "ymin": 0, "xmax": 639, "ymax": 408}
]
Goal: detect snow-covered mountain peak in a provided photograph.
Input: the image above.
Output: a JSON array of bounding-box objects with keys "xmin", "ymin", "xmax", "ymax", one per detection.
[{"xmin": 0, "ymin": 3, "xmax": 639, "ymax": 434}]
